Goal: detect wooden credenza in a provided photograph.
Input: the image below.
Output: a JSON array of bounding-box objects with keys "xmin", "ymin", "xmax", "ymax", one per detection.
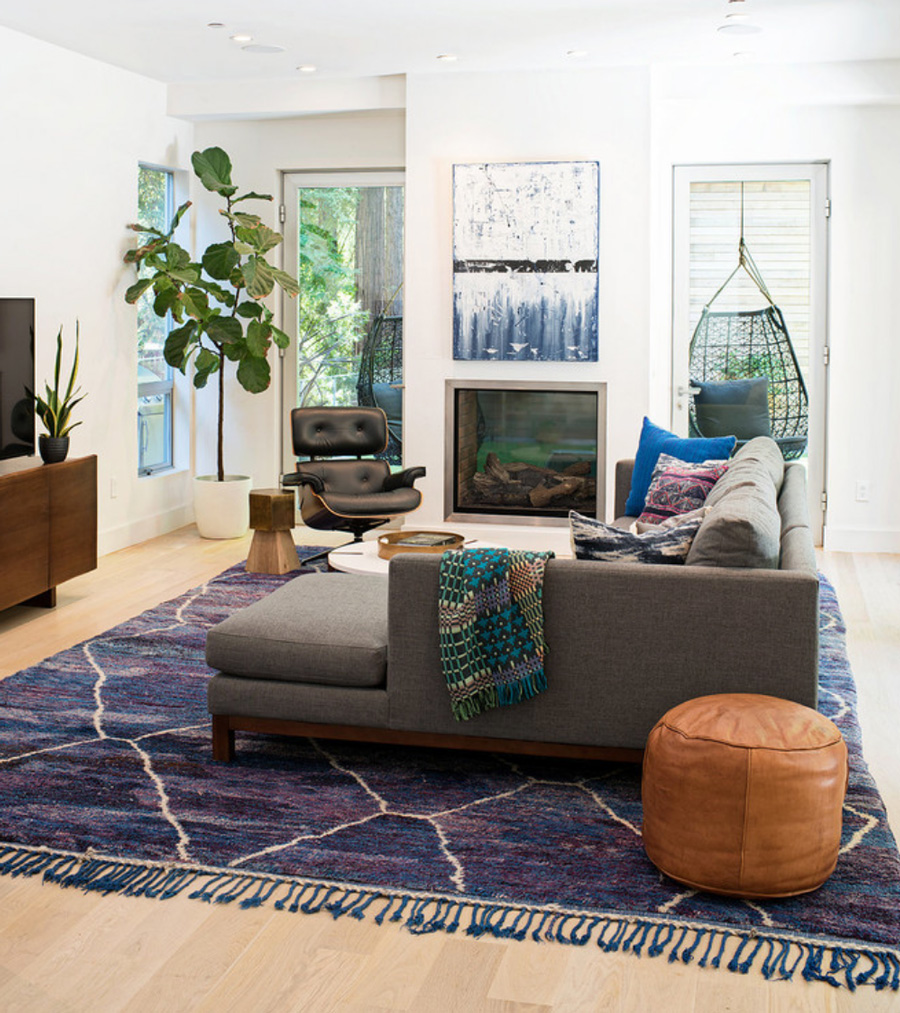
[{"xmin": 0, "ymin": 455, "xmax": 97, "ymax": 611}]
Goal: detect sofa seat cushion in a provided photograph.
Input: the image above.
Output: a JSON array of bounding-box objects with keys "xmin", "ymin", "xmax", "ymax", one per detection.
[
  {"xmin": 205, "ymin": 572, "xmax": 388, "ymax": 687},
  {"xmin": 686, "ymin": 436, "xmax": 784, "ymax": 569}
]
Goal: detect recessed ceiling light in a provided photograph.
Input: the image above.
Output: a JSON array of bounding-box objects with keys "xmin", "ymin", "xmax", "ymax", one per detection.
[
  {"xmin": 230, "ymin": 33, "xmax": 253, "ymax": 42},
  {"xmin": 207, "ymin": 22, "xmax": 225, "ymax": 29},
  {"xmin": 242, "ymin": 44, "xmax": 285, "ymax": 54},
  {"xmin": 732, "ymin": 51, "xmax": 753, "ymax": 60},
  {"xmin": 566, "ymin": 49, "xmax": 588, "ymax": 59},
  {"xmin": 436, "ymin": 54, "xmax": 458, "ymax": 62},
  {"xmin": 297, "ymin": 64, "xmax": 317, "ymax": 74}
]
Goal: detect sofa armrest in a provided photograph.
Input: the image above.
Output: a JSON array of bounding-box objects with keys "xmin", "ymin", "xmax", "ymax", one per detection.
[{"xmin": 614, "ymin": 459, "xmax": 635, "ymax": 520}]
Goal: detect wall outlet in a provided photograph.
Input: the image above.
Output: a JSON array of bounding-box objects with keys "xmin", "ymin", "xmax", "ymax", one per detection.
[
  {"xmin": 855, "ymin": 480, "xmax": 870, "ymax": 502},
  {"xmin": 110, "ymin": 478, "xmax": 118, "ymax": 499}
]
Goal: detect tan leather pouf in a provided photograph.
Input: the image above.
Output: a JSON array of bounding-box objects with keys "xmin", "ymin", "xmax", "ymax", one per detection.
[{"xmin": 642, "ymin": 693, "xmax": 848, "ymax": 899}]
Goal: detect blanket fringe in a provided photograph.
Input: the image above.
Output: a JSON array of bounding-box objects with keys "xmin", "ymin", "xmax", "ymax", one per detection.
[{"xmin": 0, "ymin": 843, "xmax": 897, "ymax": 993}]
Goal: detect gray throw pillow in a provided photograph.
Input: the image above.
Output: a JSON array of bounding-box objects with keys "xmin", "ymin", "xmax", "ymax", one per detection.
[
  {"xmin": 570, "ymin": 510, "xmax": 704, "ymax": 565},
  {"xmin": 693, "ymin": 377, "xmax": 771, "ymax": 440}
]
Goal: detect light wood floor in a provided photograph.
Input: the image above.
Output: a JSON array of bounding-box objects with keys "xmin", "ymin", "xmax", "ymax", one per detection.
[{"xmin": 0, "ymin": 528, "xmax": 898, "ymax": 1012}]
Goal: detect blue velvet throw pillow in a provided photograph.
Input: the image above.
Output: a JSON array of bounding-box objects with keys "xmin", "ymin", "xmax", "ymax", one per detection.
[{"xmin": 624, "ymin": 417, "xmax": 736, "ymax": 518}]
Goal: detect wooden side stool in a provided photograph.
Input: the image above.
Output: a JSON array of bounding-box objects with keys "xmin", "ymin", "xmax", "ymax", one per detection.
[{"xmin": 246, "ymin": 488, "xmax": 299, "ymax": 575}]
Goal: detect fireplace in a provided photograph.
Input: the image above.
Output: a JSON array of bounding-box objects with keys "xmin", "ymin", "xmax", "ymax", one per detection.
[{"xmin": 445, "ymin": 380, "xmax": 606, "ymax": 525}]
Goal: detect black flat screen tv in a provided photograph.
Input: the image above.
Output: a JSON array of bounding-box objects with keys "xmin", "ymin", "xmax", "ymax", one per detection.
[{"xmin": 0, "ymin": 298, "xmax": 35, "ymax": 459}]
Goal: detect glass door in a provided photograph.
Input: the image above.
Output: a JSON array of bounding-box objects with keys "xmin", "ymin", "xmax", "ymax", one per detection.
[
  {"xmin": 281, "ymin": 171, "xmax": 404, "ymax": 473},
  {"xmin": 672, "ymin": 164, "xmax": 829, "ymax": 544}
]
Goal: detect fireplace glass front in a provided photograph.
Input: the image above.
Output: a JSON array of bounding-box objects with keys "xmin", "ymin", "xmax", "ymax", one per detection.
[{"xmin": 446, "ymin": 381, "xmax": 606, "ymax": 524}]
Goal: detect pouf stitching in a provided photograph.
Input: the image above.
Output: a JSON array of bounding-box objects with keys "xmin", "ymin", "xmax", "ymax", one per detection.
[{"xmin": 659, "ymin": 722, "xmax": 842, "ymax": 752}]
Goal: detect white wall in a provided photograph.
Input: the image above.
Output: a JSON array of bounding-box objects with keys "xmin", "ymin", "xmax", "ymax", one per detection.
[
  {"xmin": 0, "ymin": 27, "xmax": 194, "ymax": 554},
  {"xmin": 404, "ymin": 68, "xmax": 652, "ymax": 524},
  {"xmin": 190, "ymin": 111, "xmax": 406, "ymax": 487},
  {"xmin": 185, "ymin": 61, "xmax": 900, "ymax": 550},
  {"xmin": 7, "ymin": 26, "xmax": 898, "ymax": 554}
]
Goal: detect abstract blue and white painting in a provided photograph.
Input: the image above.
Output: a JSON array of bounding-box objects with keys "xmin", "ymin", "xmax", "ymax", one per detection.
[{"xmin": 453, "ymin": 161, "xmax": 599, "ymax": 361}]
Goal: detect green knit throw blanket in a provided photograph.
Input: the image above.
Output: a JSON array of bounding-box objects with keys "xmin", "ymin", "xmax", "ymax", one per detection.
[{"xmin": 438, "ymin": 547, "xmax": 554, "ymax": 722}]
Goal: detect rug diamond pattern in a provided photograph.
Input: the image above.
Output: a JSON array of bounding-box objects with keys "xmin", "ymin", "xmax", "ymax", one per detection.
[{"xmin": 0, "ymin": 551, "xmax": 898, "ymax": 992}]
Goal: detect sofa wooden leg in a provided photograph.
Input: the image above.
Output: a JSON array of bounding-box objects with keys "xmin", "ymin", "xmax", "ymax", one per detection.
[{"xmin": 212, "ymin": 715, "xmax": 235, "ymax": 762}]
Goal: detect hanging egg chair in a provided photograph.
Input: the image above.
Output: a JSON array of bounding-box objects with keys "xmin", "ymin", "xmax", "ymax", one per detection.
[{"xmin": 688, "ymin": 204, "xmax": 809, "ymax": 461}]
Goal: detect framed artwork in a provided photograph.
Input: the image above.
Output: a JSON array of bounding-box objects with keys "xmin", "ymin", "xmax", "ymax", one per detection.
[{"xmin": 452, "ymin": 161, "xmax": 599, "ymax": 361}]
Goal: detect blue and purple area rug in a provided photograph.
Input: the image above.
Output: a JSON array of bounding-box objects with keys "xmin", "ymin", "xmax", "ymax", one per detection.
[{"xmin": 0, "ymin": 551, "xmax": 898, "ymax": 992}]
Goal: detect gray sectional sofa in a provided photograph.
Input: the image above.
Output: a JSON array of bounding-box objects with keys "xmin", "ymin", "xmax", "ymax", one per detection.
[{"xmin": 206, "ymin": 437, "xmax": 819, "ymax": 762}]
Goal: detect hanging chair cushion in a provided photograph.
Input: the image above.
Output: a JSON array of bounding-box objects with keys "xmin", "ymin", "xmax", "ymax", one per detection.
[
  {"xmin": 624, "ymin": 417, "xmax": 736, "ymax": 518},
  {"xmin": 693, "ymin": 377, "xmax": 772, "ymax": 441}
]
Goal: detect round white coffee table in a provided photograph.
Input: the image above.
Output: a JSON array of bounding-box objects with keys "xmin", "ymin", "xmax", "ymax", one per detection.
[{"xmin": 328, "ymin": 537, "xmax": 498, "ymax": 575}]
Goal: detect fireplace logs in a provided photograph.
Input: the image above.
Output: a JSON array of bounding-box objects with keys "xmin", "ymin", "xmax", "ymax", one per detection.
[{"xmin": 463, "ymin": 453, "xmax": 596, "ymax": 514}]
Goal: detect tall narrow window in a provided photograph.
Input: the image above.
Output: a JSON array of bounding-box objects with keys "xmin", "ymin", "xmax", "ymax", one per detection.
[{"xmin": 136, "ymin": 165, "xmax": 174, "ymax": 474}]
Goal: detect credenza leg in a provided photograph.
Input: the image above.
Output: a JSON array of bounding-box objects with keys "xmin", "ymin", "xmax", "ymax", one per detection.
[{"xmin": 22, "ymin": 587, "xmax": 57, "ymax": 608}]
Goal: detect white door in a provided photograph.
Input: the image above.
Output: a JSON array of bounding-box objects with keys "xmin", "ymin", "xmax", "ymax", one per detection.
[
  {"xmin": 280, "ymin": 170, "xmax": 405, "ymax": 475},
  {"xmin": 672, "ymin": 163, "xmax": 829, "ymax": 544}
]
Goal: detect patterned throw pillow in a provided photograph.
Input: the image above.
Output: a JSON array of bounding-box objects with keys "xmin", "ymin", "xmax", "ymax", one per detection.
[
  {"xmin": 633, "ymin": 505, "xmax": 709, "ymax": 534},
  {"xmin": 570, "ymin": 510, "xmax": 705, "ymax": 565},
  {"xmin": 638, "ymin": 454, "xmax": 729, "ymax": 524}
]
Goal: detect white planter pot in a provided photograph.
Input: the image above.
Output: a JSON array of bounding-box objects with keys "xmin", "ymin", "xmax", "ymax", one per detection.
[{"xmin": 193, "ymin": 475, "xmax": 252, "ymax": 539}]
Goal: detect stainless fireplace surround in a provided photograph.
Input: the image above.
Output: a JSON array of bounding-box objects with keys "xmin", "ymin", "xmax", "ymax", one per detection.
[{"xmin": 444, "ymin": 379, "xmax": 607, "ymax": 526}]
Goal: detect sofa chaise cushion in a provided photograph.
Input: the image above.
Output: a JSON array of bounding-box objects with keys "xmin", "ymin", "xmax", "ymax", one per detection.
[{"xmin": 205, "ymin": 572, "xmax": 389, "ymax": 688}]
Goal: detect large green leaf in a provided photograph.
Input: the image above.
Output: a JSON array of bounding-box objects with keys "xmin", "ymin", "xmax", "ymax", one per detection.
[
  {"xmin": 196, "ymin": 278, "xmax": 234, "ymax": 307},
  {"xmin": 267, "ymin": 265, "xmax": 301, "ymax": 297},
  {"xmin": 245, "ymin": 319, "xmax": 271, "ymax": 357},
  {"xmin": 236, "ymin": 301, "xmax": 263, "ymax": 319},
  {"xmin": 271, "ymin": 325, "xmax": 290, "ymax": 350},
  {"xmin": 223, "ymin": 341, "xmax": 245, "ymax": 361},
  {"xmin": 236, "ymin": 223, "xmax": 282, "ymax": 254},
  {"xmin": 236, "ymin": 354, "xmax": 270, "ymax": 393},
  {"xmin": 168, "ymin": 265, "xmax": 201, "ymax": 285},
  {"xmin": 182, "ymin": 288, "xmax": 210, "ymax": 319},
  {"xmin": 232, "ymin": 191, "xmax": 274, "ymax": 205},
  {"xmin": 220, "ymin": 210, "xmax": 261, "ymax": 229},
  {"xmin": 206, "ymin": 315, "xmax": 244, "ymax": 345},
  {"xmin": 125, "ymin": 278, "xmax": 153, "ymax": 304},
  {"xmin": 241, "ymin": 258, "xmax": 275, "ymax": 299},
  {"xmin": 191, "ymin": 148, "xmax": 237, "ymax": 197},
  {"xmin": 202, "ymin": 242, "xmax": 241, "ymax": 280},
  {"xmin": 154, "ymin": 287, "xmax": 179, "ymax": 318},
  {"xmin": 126, "ymin": 222, "xmax": 164, "ymax": 236},
  {"xmin": 193, "ymin": 347, "xmax": 220, "ymax": 388},
  {"xmin": 164, "ymin": 321, "xmax": 197, "ymax": 369},
  {"xmin": 167, "ymin": 200, "xmax": 192, "ymax": 236},
  {"xmin": 165, "ymin": 243, "xmax": 192, "ymax": 269}
]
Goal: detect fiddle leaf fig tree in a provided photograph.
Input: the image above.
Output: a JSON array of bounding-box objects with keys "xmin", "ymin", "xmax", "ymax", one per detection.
[{"xmin": 125, "ymin": 147, "xmax": 300, "ymax": 482}]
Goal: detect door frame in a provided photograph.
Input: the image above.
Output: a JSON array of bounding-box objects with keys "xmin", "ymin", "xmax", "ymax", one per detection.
[
  {"xmin": 671, "ymin": 162, "xmax": 830, "ymax": 545},
  {"xmin": 280, "ymin": 168, "xmax": 405, "ymax": 474}
]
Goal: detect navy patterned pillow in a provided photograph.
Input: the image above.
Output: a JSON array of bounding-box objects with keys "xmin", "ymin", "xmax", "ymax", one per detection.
[
  {"xmin": 569, "ymin": 510, "xmax": 705, "ymax": 565},
  {"xmin": 637, "ymin": 454, "xmax": 729, "ymax": 524}
]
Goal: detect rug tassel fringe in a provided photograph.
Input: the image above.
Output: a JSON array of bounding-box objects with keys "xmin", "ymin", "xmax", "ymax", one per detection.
[{"xmin": 0, "ymin": 844, "xmax": 896, "ymax": 992}]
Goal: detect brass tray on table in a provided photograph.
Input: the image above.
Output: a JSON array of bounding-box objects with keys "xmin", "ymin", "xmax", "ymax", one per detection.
[{"xmin": 376, "ymin": 530, "xmax": 465, "ymax": 560}]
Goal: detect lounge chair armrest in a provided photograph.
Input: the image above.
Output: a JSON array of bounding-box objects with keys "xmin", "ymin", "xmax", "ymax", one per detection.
[
  {"xmin": 281, "ymin": 471, "xmax": 325, "ymax": 495},
  {"xmin": 383, "ymin": 466, "xmax": 426, "ymax": 491}
]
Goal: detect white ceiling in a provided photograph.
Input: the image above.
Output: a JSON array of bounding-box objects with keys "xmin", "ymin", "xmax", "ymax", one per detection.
[{"xmin": 0, "ymin": 0, "xmax": 898, "ymax": 84}]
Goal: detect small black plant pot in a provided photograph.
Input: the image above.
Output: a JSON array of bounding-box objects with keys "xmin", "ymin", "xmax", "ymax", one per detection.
[{"xmin": 39, "ymin": 435, "xmax": 69, "ymax": 464}]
